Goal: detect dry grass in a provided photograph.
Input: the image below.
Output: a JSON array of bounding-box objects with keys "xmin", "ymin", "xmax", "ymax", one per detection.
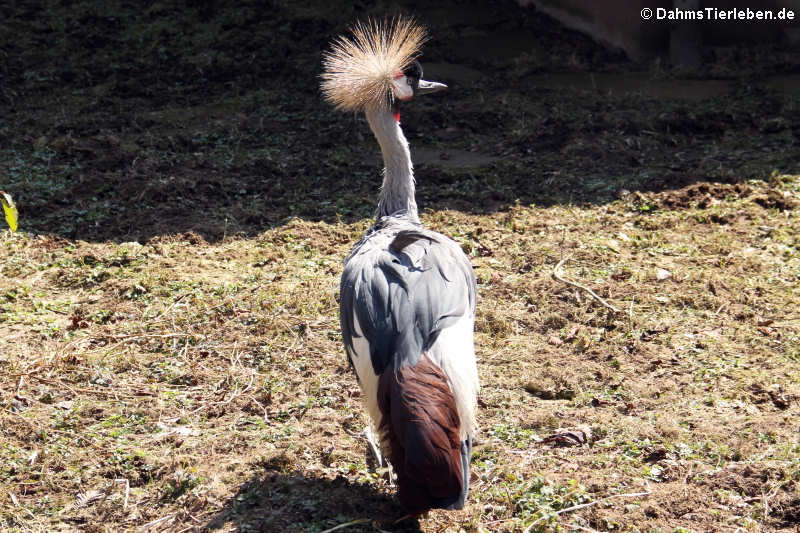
[
  {"xmin": 2, "ymin": 175, "xmax": 799, "ymax": 532},
  {"xmin": 2, "ymin": 1, "xmax": 800, "ymax": 531}
]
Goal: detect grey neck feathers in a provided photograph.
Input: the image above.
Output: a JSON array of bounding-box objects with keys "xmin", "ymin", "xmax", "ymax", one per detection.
[{"xmin": 365, "ymin": 107, "xmax": 419, "ymax": 223}]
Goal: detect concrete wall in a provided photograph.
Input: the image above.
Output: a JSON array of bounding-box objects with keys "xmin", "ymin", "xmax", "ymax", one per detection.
[{"xmin": 519, "ymin": 0, "xmax": 800, "ymax": 61}]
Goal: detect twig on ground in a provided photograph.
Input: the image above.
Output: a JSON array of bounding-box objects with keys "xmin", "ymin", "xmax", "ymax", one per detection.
[
  {"xmin": 744, "ymin": 480, "xmax": 786, "ymax": 522},
  {"xmin": 109, "ymin": 332, "xmax": 195, "ymax": 340},
  {"xmin": 319, "ymin": 518, "xmax": 370, "ymax": 533},
  {"xmin": 137, "ymin": 513, "xmax": 175, "ymax": 532},
  {"xmin": 153, "ymin": 292, "xmax": 189, "ymax": 320},
  {"xmin": 523, "ymin": 491, "xmax": 650, "ymax": 532},
  {"xmin": 552, "ymin": 256, "xmax": 622, "ymax": 314},
  {"xmin": 246, "ymin": 394, "xmax": 269, "ymax": 422},
  {"xmin": 3, "ymin": 410, "xmax": 68, "ymax": 436},
  {"xmin": 190, "ymin": 371, "xmax": 254, "ymax": 415},
  {"xmin": 628, "ymin": 299, "xmax": 635, "ymax": 331},
  {"xmin": 17, "ymin": 374, "xmax": 154, "ymax": 398},
  {"xmin": 569, "ymin": 525, "xmax": 602, "ymax": 533},
  {"xmin": 13, "ymin": 373, "xmax": 78, "ymax": 397},
  {"xmin": 393, "ymin": 514, "xmax": 417, "ymax": 525},
  {"xmin": 116, "ymin": 478, "xmax": 130, "ymax": 511},
  {"xmin": 8, "ymin": 492, "xmax": 36, "ymax": 519}
]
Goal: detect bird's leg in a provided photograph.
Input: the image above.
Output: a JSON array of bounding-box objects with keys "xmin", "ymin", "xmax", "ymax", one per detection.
[
  {"xmin": 363, "ymin": 426, "xmax": 395, "ymax": 485},
  {"xmin": 363, "ymin": 425, "xmax": 384, "ymax": 468},
  {"xmin": 384, "ymin": 463, "xmax": 395, "ymax": 485}
]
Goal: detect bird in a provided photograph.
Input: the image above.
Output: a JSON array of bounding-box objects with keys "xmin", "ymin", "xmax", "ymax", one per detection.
[{"xmin": 321, "ymin": 17, "xmax": 479, "ymax": 514}]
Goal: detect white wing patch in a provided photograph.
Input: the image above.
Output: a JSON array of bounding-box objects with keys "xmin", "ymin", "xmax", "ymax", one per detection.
[
  {"xmin": 428, "ymin": 309, "xmax": 479, "ymax": 441},
  {"xmin": 349, "ymin": 312, "xmax": 383, "ymax": 438}
]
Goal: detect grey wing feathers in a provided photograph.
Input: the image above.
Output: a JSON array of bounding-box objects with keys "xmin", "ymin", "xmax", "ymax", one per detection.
[
  {"xmin": 340, "ymin": 225, "xmax": 476, "ymax": 377},
  {"xmin": 389, "ymin": 229, "xmax": 437, "ymax": 253}
]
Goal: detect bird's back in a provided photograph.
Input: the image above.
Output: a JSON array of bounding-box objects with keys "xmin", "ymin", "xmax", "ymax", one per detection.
[{"xmin": 340, "ymin": 213, "xmax": 478, "ymax": 512}]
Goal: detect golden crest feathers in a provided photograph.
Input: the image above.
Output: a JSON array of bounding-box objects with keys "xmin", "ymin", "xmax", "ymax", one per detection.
[{"xmin": 321, "ymin": 17, "xmax": 427, "ymax": 112}]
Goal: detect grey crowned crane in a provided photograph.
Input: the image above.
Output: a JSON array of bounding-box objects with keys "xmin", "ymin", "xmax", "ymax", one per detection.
[{"xmin": 321, "ymin": 18, "xmax": 479, "ymax": 513}]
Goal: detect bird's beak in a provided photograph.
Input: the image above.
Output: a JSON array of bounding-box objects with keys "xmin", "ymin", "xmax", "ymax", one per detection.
[{"xmin": 416, "ymin": 79, "xmax": 447, "ymax": 95}]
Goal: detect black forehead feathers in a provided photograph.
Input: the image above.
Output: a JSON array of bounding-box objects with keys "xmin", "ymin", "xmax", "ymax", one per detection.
[{"xmin": 403, "ymin": 60, "xmax": 423, "ymax": 80}]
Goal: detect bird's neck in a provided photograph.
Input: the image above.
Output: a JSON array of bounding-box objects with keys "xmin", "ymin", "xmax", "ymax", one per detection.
[{"xmin": 365, "ymin": 107, "xmax": 419, "ymax": 223}]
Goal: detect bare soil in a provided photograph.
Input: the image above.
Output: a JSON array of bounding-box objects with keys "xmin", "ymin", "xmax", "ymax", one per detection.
[{"xmin": 1, "ymin": 1, "xmax": 799, "ymax": 532}]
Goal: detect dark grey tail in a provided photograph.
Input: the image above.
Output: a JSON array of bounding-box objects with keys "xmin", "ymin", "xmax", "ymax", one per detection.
[{"xmin": 433, "ymin": 436, "xmax": 473, "ymax": 511}]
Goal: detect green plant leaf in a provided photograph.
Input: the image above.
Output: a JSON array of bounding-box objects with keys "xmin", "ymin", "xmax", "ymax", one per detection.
[{"xmin": 1, "ymin": 191, "xmax": 19, "ymax": 232}]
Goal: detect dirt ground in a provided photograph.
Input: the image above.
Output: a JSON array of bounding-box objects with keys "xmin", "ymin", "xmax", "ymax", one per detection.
[{"xmin": 1, "ymin": 1, "xmax": 799, "ymax": 532}]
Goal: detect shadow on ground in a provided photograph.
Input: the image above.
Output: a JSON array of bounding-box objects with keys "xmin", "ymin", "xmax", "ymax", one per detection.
[
  {"xmin": 203, "ymin": 471, "xmax": 420, "ymax": 532},
  {"xmin": 1, "ymin": 0, "xmax": 797, "ymax": 242}
]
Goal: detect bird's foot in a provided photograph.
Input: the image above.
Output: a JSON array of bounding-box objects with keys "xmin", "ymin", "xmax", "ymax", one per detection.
[
  {"xmin": 377, "ymin": 465, "xmax": 395, "ymax": 485},
  {"xmin": 363, "ymin": 426, "xmax": 395, "ymax": 485}
]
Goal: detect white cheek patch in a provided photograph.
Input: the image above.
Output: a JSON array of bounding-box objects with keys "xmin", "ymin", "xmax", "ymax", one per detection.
[{"xmin": 391, "ymin": 74, "xmax": 414, "ymax": 101}]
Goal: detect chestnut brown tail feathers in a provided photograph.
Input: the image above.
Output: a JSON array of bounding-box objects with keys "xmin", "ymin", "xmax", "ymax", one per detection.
[{"xmin": 377, "ymin": 355, "xmax": 470, "ymax": 512}]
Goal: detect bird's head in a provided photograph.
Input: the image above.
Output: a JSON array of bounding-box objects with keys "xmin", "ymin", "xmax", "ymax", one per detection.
[
  {"xmin": 321, "ymin": 17, "xmax": 446, "ymax": 114},
  {"xmin": 390, "ymin": 60, "xmax": 447, "ymax": 104}
]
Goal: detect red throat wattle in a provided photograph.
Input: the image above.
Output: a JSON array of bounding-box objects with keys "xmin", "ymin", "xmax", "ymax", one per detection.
[{"xmin": 394, "ymin": 111, "xmax": 401, "ymax": 122}]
